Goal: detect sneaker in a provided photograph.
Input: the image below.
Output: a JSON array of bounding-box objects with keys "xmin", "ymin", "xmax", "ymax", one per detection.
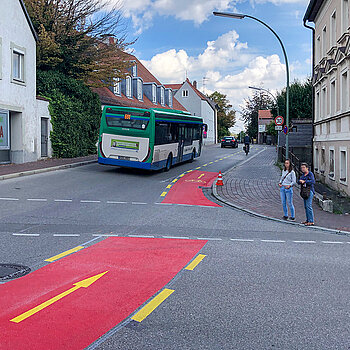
[
  {"xmin": 283, "ymin": 216, "xmax": 288, "ymax": 220},
  {"xmin": 289, "ymin": 217, "xmax": 295, "ymax": 221}
]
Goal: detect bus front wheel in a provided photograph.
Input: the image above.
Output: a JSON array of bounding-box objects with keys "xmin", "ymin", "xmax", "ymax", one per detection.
[{"xmin": 165, "ymin": 154, "xmax": 172, "ymax": 172}]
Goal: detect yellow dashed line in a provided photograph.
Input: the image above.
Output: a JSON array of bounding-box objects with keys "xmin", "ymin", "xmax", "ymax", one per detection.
[
  {"xmin": 166, "ymin": 185, "xmax": 172, "ymax": 189},
  {"xmin": 209, "ymin": 162, "xmax": 213, "ymax": 164},
  {"xmin": 160, "ymin": 192, "xmax": 168, "ymax": 197},
  {"xmin": 195, "ymin": 167, "xmax": 201, "ymax": 169},
  {"xmin": 172, "ymin": 179, "xmax": 178, "ymax": 183},
  {"xmin": 179, "ymin": 174, "xmax": 185, "ymax": 178},
  {"xmin": 45, "ymin": 246, "xmax": 84, "ymax": 262},
  {"xmin": 185, "ymin": 254, "xmax": 206, "ymax": 271}
]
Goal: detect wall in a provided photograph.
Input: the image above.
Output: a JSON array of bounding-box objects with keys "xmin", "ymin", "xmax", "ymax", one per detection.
[
  {"xmin": 200, "ymin": 100, "xmax": 215, "ymax": 144},
  {"xmin": 174, "ymin": 81, "xmax": 201, "ymax": 117}
]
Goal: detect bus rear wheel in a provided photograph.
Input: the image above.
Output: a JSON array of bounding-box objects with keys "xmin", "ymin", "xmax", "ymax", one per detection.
[{"xmin": 165, "ymin": 154, "xmax": 172, "ymax": 172}]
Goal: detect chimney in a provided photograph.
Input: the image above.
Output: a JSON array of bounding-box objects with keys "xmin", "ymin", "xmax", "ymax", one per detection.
[{"xmin": 193, "ymin": 80, "xmax": 197, "ymax": 89}]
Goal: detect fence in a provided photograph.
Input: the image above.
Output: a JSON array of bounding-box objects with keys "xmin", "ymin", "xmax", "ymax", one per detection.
[{"xmin": 281, "ymin": 147, "xmax": 303, "ymax": 178}]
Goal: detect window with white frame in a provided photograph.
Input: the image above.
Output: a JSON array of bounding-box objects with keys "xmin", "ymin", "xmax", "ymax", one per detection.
[
  {"xmin": 12, "ymin": 49, "xmax": 25, "ymax": 82},
  {"xmin": 343, "ymin": 0, "xmax": 349, "ymax": 32},
  {"xmin": 182, "ymin": 90, "xmax": 189, "ymax": 97},
  {"xmin": 340, "ymin": 149, "xmax": 347, "ymax": 182},
  {"xmin": 329, "ymin": 148, "xmax": 335, "ymax": 179},
  {"xmin": 152, "ymin": 84, "xmax": 156, "ymax": 103},
  {"xmin": 132, "ymin": 65, "xmax": 137, "ymax": 77},
  {"xmin": 321, "ymin": 148, "xmax": 326, "ymax": 173},
  {"xmin": 322, "ymin": 26, "xmax": 327, "ymax": 57},
  {"xmin": 341, "ymin": 70, "xmax": 348, "ymax": 111},
  {"xmin": 137, "ymin": 79, "xmax": 143, "ymax": 100},
  {"xmin": 321, "ymin": 86, "xmax": 327, "ymax": 117},
  {"xmin": 315, "ymin": 148, "xmax": 319, "ymax": 171},
  {"xmin": 126, "ymin": 76, "xmax": 132, "ymax": 98},
  {"xmin": 168, "ymin": 90, "xmax": 173, "ymax": 108},
  {"xmin": 113, "ymin": 79, "xmax": 120, "ymax": 95},
  {"xmin": 316, "ymin": 91, "xmax": 320, "ymax": 121},
  {"xmin": 330, "ymin": 79, "xmax": 336, "ymax": 115},
  {"xmin": 331, "ymin": 12, "xmax": 337, "ymax": 47},
  {"xmin": 160, "ymin": 87, "xmax": 165, "ymax": 106}
]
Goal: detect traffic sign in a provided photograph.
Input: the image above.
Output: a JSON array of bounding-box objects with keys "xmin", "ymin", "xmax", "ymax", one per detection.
[
  {"xmin": 275, "ymin": 116, "xmax": 284, "ymax": 126},
  {"xmin": 275, "ymin": 125, "xmax": 283, "ymax": 131},
  {"xmin": 283, "ymin": 125, "xmax": 289, "ymax": 135}
]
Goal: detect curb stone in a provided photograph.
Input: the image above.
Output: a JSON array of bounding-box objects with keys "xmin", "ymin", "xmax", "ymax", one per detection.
[
  {"xmin": 0, "ymin": 159, "xmax": 97, "ymax": 181},
  {"xmin": 211, "ymin": 175, "xmax": 350, "ymax": 237}
]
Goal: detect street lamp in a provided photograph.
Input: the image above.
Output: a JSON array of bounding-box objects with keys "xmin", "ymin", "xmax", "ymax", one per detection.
[
  {"xmin": 213, "ymin": 11, "xmax": 290, "ymax": 158},
  {"xmin": 248, "ymin": 86, "xmax": 279, "ymax": 116}
]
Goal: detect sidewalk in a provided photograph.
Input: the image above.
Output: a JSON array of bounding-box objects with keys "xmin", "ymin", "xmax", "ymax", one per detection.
[
  {"xmin": 215, "ymin": 146, "xmax": 350, "ymax": 233},
  {"xmin": 0, "ymin": 155, "xmax": 97, "ymax": 179}
]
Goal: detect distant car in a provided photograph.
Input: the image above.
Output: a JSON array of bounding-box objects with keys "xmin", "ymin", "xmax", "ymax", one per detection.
[{"xmin": 221, "ymin": 136, "xmax": 238, "ymax": 148}]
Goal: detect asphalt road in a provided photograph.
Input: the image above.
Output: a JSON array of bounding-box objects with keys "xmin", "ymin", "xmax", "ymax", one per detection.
[{"xmin": 1, "ymin": 144, "xmax": 350, "ymax": 350}]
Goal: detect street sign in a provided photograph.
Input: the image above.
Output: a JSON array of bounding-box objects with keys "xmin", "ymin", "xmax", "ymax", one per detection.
[
  {"xmin": 275, "ymin": 125, "xmax": 283, "ymax": 131},
  {"xmin": 283, "ymin": 125, "xmax": 289, "ymax": 135},
  {"xmin": 258, "ymin": 125, "xmax": 266, "ymax": 133},
  {"xmin": 275, "ymin": 116, "xmax": 284, "ymax": 126}
]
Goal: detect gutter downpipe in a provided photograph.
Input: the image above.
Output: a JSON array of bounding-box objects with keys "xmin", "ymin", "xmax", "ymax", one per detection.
[{"xmin": 303, "ymin": 19, "xmax": 315, "ymax": 173}]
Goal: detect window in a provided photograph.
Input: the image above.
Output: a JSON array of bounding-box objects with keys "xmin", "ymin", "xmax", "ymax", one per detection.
[
  {"xmin": 322, "ymin": 86, "xmax": 327, "ymax": 117},
  {"xmin": 152, "ymin": 84, "xmax": 157, "ymax": 103},
  {"xmin": 137, "ymin": 79, "xmax": 143, "ymax": 101},
  {"xmin": 126, "ymin": 76, "xmax": 132, "ymax": 98},
  {"xmin": 330, "ymin": 80, "xmax": 336, "ymax": 115},
  {"xmin": 315, "ymin": 91, "xmax": 320, "ymax": 121},
  {"xmin": 155, "ymin": 122, "xmax": 179, "ymax": 145},
  {"xmin": 184, "ymin": 125, "xmax": 193, "ymax": 146},
  {"xmin": 315, "ymin": 148, "xmax": 319, "ymax": 172},
  {"xmin": 12, "ymin": 49, "xmax": 24, "ymax": 82},
  {"xmin": 160, "ymin": 87, "xmax": 165, "ymax": 106},
  {"xmin": 340, "ymin": 149, "xmax": 347, "ymax": 182},
  {"xmin": 168, "ymin": 90, "xmax": 173, "ymax": 108},
  {"xmin": 113, "ymin": 79, "xmax": 120, "ymax": 95},
  {"xmin": 322, "ymin": 26, "xmax": 327, "ymax": 57},
  {"xmin": 329, "ymin": 148, "xmax": 335, "ymax": 179},
  {"xmin": 321, "ymin": 148, "xmax": 326, "ymax": 173},
  {"xmin": 343, "ymin": 0, "xmax": 349, "ymax": 32},
  {"xmin": 132, "ymin": 65, "xmax": 137, "ymax": 77},
  {"xmin": 182, "ymin": 90, "xmax": 189, "ymax": 97},
  {"xmin": 341, "ymin": 71, "xmax": 348, "ymax": 111},
  {"xmin": 105, "ymin": 111, "xmax": 149, "ymax": 130},
  {"xmin": 331, "ymin": 12, "xmax": 337, "ymax": 47}
]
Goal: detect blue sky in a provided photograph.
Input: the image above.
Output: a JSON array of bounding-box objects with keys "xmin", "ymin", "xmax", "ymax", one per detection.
[{"xmin": 118, "ymin": 0, "xmax": 312, "ymax": 131}]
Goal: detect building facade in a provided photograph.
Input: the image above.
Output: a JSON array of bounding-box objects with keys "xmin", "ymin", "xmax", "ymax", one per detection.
[
  {"xmin": 257, "ymin": 109, "xmax": 273, "ymax": 144},
  {"xmin": 0, "ymin": 0, "xmax": 52, "ymax": 164},
  {"xmin": 305, "ymin": 0, "xmax": 350, "ymax": 196},
  {"xmin": 165, "ymin": 79, "xmax": 218, "ymax": 145}
]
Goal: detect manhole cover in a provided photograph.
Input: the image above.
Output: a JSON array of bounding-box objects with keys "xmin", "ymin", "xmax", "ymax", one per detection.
[{"xmin": 0, "ymin": 263, "xmax": 31, "ymax": 281}]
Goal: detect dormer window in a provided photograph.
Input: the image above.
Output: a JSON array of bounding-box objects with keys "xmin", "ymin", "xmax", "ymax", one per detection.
[
  {"xmin": 137, "ymin": 79, "xmax": 143, "ymax": 101},
  {"xmin": 152, "ymin": 84, "xmax": 157, "ymax": 103},
  {"xmin": 113, "ymin": 79, "xmax": 121, "ymax": 96},
  {"xmin": 168, "ymin": 90, "xmax": 173, "ymax": 108},
  {"xmin": 132, "ymin": 64, "xmax": 137, "ymax": 77},
  {"xmin": 160, "ymin": 87, "xmax": 165, "ymax": 106},
  {"xmin": 126, "ymin": 76, "xmax": 132, "ymax": 98}
]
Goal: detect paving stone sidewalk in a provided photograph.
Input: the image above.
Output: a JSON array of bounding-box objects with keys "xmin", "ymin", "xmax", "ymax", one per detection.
[
  {"xmin": 217, "ymin": 146, "xmax": 350, "ymax": 232},
  {"xmin": 0, "ymin": 155, "xmax": 97, "ymax": 177}
]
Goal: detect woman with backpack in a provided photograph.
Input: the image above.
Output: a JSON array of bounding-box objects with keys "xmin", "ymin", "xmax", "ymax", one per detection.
[
  {"xmin": 279, "ymin": 159, "xmax": 297, "ymax": 221},
  {"xmin": 299, "ymin": 162, "xmax": 316, "ymax": 226}
]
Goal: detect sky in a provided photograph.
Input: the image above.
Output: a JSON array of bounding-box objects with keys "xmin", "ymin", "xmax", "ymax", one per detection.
[{"xmin": 116, "ymin": 0, "xmax": 312, "ymax": 132}]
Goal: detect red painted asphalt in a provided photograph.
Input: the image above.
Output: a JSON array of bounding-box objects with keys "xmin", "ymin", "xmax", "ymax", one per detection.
[
  {"xmin": 0, "ymin": 237, "xmax": 207, "ymax": 350},
  {"xmin": 162, "ymin": 170, "xmax": 221, "ymax": 207}
]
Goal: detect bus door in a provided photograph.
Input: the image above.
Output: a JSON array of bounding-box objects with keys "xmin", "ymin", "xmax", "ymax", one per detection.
[{"xmin": 177, "ymin": 125, "xmax": 185, "ymax": 163}]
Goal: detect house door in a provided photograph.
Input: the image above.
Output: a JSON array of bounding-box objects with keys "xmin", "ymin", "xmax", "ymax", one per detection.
[
  {"xmin": 41, "ymin": 118, "xmax": 48, "ymax": 157},
  {"xmin": 0, "ymin": 110, "xmax": 10, "ymax": 163}
]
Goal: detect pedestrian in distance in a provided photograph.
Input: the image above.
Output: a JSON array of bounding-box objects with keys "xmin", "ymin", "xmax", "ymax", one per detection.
[
  {"xmin": 299, "ymin": 162, "xmax": 316, "ymax": 226},
  {"xmin": 279, "ymin": 159, "xmax": 297, "ymax": 221}
]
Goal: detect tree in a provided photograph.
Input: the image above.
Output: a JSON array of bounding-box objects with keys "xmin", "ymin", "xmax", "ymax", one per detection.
[
  {"xmin": 241, "ymin": 92, "xmax": 274, "ymax": 139},
  {"xmin": 273, "ymin": 78, "xmax": 312, "ymax": 121},
  {"xmin": 23, "ymin": 0, "xmax": 133, "ymax": 85},
  {"xmin": 208, "ymin": 91, "xmax": 236, "ymax": 140}
]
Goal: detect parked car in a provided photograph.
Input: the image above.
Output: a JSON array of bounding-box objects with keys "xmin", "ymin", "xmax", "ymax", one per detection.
[{"xmin": 221, "ymin": 136, "xmax": 238, "ymax": 148}]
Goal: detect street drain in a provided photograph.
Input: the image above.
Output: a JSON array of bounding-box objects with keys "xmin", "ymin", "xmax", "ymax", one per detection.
[{"xmin": 0, "ymin": 263, "xmax": 31, "ymax": 281}]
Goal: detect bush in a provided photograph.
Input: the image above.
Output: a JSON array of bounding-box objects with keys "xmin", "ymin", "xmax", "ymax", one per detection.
[{"xmin": 37, "ymin": 70, "xmax": 101, "ymax": 158}]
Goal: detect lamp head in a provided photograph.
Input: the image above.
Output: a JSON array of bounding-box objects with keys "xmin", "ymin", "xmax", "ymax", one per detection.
[{"xmin": 213, "ymin": 12, "xmax": 246, "ymax": 19}]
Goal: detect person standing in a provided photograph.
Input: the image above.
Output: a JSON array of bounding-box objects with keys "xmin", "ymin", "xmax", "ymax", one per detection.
[
  {"xmin": 299, "ymin": 162, "xmax": 316, "ymax": 226},
  {"xmin": 279, "ymin": 159, "xmax": 297, "ymax": 220}
]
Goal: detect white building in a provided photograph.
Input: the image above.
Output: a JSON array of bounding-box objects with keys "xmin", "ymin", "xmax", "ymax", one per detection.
[
  {"xmin": 304, "ymin": 0, "xmax": 350, "ymax": 196},
  {"xmin": 165, "ymin": 79, "xmax": 218, "ymax": 144},
  {"xmin": 0, "ymin": 0, "xmax": 52, "ymax": 164}
]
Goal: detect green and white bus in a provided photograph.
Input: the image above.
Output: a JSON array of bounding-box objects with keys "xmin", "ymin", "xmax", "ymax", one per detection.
[{"xmin": 98, "ymin": 106, "xmax": 204, "ymax": 171}]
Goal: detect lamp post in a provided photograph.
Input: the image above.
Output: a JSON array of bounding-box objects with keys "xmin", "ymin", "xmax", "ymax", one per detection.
[{"xmin": 213, "ymin": 11, "xmax": 290, "ymax": 158}]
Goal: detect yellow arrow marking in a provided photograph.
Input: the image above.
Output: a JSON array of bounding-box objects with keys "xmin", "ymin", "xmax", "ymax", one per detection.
[
  {"xmin": 198, "ymin": 174, "xmax": 205, "ymax": 179},
  {"xmin": 10, "ymin": 271, "xmax": 108, "ymax": 323}
]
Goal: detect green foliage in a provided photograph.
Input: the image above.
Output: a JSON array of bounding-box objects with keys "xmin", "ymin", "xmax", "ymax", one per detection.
[
  {"xmin": 37, "ymin": 70, "xmax": 101, "ymax": 158},
  {"xmin": 208, "ymin": 91, "xmax": 236, "ymax": 139},
  {"xmin": 266, "ymin": 121, "xmax": 278, "ymax": 136}
]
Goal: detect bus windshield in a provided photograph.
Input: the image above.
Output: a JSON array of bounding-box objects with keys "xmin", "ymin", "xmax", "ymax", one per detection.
[{"xmin": 105, "ymin": 110, "xmax": 150, "ymax": 130}]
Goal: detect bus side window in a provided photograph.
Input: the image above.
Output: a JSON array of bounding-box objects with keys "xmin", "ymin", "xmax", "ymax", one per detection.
[
  {"xmin": 155, "ymin": 122, "xmax": 168, "ymax": 145},
  {"xmin": 184, "ymin": 125, "xmax": 193, "ymax": 146},
  {"xmin": 193, "ymin": 125, "xmax": 201, "ymax": 140}
]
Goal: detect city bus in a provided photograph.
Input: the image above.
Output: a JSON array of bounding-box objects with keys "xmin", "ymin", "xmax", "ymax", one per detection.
[{"xmin": 98, "ymin": 106, "xmax": 204, "ymax": 171}]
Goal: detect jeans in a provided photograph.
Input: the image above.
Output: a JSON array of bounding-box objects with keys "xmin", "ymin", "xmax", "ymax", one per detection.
[
  {"xmin": 303, "ymin": 191, "xmax": 314, "ymax": 223},
  {"xmin": 280, "ymin": 187, "xmax": 295, "ymax": 218}
]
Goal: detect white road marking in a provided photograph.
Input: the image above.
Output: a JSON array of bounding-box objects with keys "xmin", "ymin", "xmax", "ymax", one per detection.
[
  {"xmin": 12, "ymin": 233, "xmax": 40, "ymax": 237},
  {"xmin": 131, "ymin": 202, "xmax": 147, "ymax": 205},
  {"xmin": 128, "ymin": 235, "xmax": 154, "ymax": 238},
  {"xmin": 27, "ymin": 198, "xmax": 47, "ymax": 202},
  {"xmin": 0, "ymin": 197, "xmax": 19, "ymax": 201},
  {"xmin": 155, "ymin": 202, "xmax": 172, "ymax": 205},
  {"xmin": 80, "ymin": 200, "xmax": 101, "ymax": 203},
  {"xmin": 92, "ymin": 234, "xmax": 119, "ymax": 237},
  {"xmin": 54, "ymin": 199, "xmax": 73, "ymax": 202},
  {"xmin": 162, "ymin": 236, "xmax": 189, "ymax": 239},
  {"xmin": 197, "ymin": 237, "xmax": 222, "ymax": 241},
  {"xmin": 261, "ymin": 240, "xmax": 286, "ymax": 243},
  {"xmin": 293, "ymin": 240, "xmax": 316, "ymax": 244},
  {"xmin": 107, "ymin": 201, "xmax": 128, "ymax": 204},
  {"xmin": 322, "ymin": 241, "xmax": 344, "ymax": 244},
  {"xmin": 53, "ymin": 234, "xmax": 81, "ymax": 237},
  {"xmin": 230, "ymin": 238, "xmax": 255, "ymax": 242}
]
